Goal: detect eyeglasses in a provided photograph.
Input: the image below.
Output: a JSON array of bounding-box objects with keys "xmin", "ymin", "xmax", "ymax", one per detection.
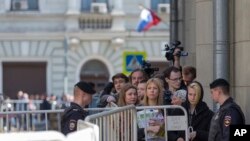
[{"xmin": 169, "ymin": 77, "xmax": 182, "ymax": 82}]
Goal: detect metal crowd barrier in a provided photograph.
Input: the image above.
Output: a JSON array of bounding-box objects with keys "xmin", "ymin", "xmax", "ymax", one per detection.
[
  {"xmin": 85, "ymin": 105, "xmax": 138, "ymax": 141},
  {"xmin": 137, "ymin": 105, "xmax": 188, "ymax": 141},
  {"xmin": 1, "ymin": 105, "xmax": 188, "ymax": 141},
  {"xmin": 0, "ymin": 109, "xmax": 64, "ymax": 132},
  {"xmin": 85, "ymin": 105, "xmax": 188, "ymax": 141},
  {"xmin": 0, "ymin": 108, "xmax": 113, "ymax": 133}
]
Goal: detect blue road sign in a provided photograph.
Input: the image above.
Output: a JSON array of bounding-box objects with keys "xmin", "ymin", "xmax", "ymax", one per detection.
[{"xmin": 122, "ymin": 51, "xmax": 147, "ymax": 75}]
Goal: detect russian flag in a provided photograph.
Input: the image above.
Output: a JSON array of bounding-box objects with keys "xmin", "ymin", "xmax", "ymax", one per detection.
[{"xmin": 136, "ymin": 8, "xmax": 161, "ymax": 32}]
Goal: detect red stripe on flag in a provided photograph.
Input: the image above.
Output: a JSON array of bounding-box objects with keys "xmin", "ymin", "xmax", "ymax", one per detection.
[{"xmin": 144, "ymin": 10, "xmax": 161, "ymax": 31}]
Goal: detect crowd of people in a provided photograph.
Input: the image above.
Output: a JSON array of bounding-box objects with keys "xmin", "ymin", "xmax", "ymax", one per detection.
[
  {"xmin": 0, "ymin": 91, "xmax": 73, "ymax": 132},
  {"xmin": 1, "ymin": 48, "xmax": 245, "ymax": 141},
  {"xmin": 1, "ymin": 91, "xmax": 73, "ymax": 112},
  {"xmin": 61, "ymin": 47, "xmax": 245, "ymax": 141}
]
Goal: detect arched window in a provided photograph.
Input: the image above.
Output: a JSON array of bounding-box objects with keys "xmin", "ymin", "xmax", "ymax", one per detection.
[{"xmin": 80, "ymin": 60, "xmax": 109, "ymax": 92}]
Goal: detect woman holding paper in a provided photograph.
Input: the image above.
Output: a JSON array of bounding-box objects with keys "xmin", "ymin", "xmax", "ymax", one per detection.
[{"xmin": 138, "ymin": 78, "xmax": 165, "ymax": 141}]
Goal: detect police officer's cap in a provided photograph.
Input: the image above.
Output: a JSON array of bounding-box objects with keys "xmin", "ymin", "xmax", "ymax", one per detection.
[{"xmin": 74, "ymin": 81, "xmax": 96, "ymax": 95}]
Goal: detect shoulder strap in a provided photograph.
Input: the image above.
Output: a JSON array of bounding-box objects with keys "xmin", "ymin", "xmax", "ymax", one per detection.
[
  {"xmin": 228, "ymin": 103, "xmax": 245, "ymax": 124},
  {"xmin": 219, "ymin": 102, "xmax": 245, "ymax": 130}
]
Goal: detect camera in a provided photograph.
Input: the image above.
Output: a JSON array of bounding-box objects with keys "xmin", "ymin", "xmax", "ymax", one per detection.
[
  {"xmin": 141, "ymin": 60, "xmax": 159, "ymax": 78},
  {"xmin": 164, "ymin": 41, "xmax": 188, "ymax": 61}
]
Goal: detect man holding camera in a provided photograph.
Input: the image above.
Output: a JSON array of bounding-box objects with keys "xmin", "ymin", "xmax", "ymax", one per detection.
[{"xmin": 163, "ymin": 46, "xmax": 189, "ymax": 141}]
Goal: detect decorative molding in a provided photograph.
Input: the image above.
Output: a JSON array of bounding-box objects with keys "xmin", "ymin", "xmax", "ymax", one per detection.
[{"xmin": 0, "ymin": 31, "xmax": 168, "ymax": 40}]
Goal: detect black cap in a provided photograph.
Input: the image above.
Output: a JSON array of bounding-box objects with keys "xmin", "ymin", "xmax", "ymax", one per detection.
[{"xmin": 75, "ymin": 81, "xmax": 96, "ymax": 95}]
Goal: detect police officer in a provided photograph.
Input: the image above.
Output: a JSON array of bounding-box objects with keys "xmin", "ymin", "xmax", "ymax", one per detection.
[
  {"xmin": 208, "ymin": 78, "xmax": 245, "ymax": 141},
  {"xmin": 61, "ymin": 81, "xmax": 95, "ymax": 135}
]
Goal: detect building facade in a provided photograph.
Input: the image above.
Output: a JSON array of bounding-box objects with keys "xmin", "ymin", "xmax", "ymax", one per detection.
[
  {"xmin": 181, "ymin": 0, "xmax": 250, "ymax": 123},
  {"xmin": 0, "ymin": 0, "xmax": 170, "ymax": 98}
]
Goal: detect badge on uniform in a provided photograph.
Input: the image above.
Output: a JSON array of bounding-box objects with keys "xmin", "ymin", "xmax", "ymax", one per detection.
[
  {"xmin": 69, "ymin": 120, "xmax": 76, "ymax": 130},
  {"xmin": 224, "ymin": 116, "xmax": 231, "ymax": 127}
]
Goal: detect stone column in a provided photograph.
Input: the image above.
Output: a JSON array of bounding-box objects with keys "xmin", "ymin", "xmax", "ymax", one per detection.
[
  {"xmin": 111, "ymin": 0, "xmax": 125, "ymax": 31},
  {"xmin": 65, "ymin": 0, "xmax": 80, "ymax": 31},
  {"xmin": 0, "ymin": 0, "xmax": 11, "ymax": 13},
  {"xmin": 67, "ymin": 0, "xmax": 81, "ymax": 14}
]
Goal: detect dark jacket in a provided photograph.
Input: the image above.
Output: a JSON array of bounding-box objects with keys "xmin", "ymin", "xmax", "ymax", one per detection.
[
  {"xmin": 182, "ymin": 81, "xmax": 214, "ymax": 141},
  {"xmin": 98, "ymin": 92, "xmax": 119, "ymax": 107},
  {"xmin": 40, "ymin": 99, "xmax": 51, "ymax": 120},
  {"xmin": 61, "ymin": 102, "xmax": 87, "ymax": 135},
  {"xmin": 183, "ymin": 101, "xmax": 214, "ymax": 141},
  {"xmin": 208, "ymin": 97, "xmax": 245, "ymax": 141},
  {"xmin": 97, "ymin": 82, "xmax": 119, "ymax": 107}
]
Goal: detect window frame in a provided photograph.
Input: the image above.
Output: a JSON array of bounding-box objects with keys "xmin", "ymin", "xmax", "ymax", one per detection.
[{"xmin": 10, "ymin": 0, "xmax": 39, "ymax": 11}]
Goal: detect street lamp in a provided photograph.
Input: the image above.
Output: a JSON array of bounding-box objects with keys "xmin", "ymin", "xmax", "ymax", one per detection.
[{"xmin": 63, "ymin": 36, "xmax": 80, "ymax": 94}]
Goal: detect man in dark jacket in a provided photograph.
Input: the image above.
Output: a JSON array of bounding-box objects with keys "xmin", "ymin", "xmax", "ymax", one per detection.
[
  {"xmin": 61, "ymin": 81, "xmax": 96, "ymax": 135},
  {"xmin": 208, "ymin": 78, "xmax": 245, "ymax": 141}
]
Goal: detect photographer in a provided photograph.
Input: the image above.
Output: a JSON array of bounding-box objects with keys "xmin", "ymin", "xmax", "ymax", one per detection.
[
  {"xmin": 164, "ymin": 41, "xmax": 188, "ymax": 69},
  {"xmin": 164, "ymin": 41, "xmax": 194, "ymax": 88}
]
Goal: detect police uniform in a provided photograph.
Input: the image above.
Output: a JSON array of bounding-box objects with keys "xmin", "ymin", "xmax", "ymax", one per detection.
[
  {"xmin": 208, "ymin": 97, "xmax": 245, "ymax": 141},
  {"xmin": 61, "ymin": 102, "xmax": 87, "ymax": 135},
  {"xmin": 61, "ymin": 81, "xmax": 96, "ymax": 135}
]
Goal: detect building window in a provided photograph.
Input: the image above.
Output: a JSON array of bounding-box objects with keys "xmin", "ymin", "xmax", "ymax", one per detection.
[
  {"xmin": 80, "ymin": 60, "xmax": 109, "ymax": 92},
  {"xmin": 151, "ymin": 0, "xmax": 169, "ymax": 12},
  {"xmin": 11, "ymin": 0, "xmax": 39, "ymax": 11},
  {"xmin": 81, "ymin": 0, "xmax": 109, "ymax": 13}
]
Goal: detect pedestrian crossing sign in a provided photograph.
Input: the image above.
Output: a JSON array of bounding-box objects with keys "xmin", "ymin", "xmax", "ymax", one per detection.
[{"xmin": 122, "ymin": 51, "xmax": 147, "ymax": 75}]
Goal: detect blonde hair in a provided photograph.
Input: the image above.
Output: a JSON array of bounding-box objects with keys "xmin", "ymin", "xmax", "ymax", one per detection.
[
  {"xmin": 117, "ymin": 83, "xmax": 139, "ymax": 106},
  {"xmin": 143, "ymin": 78, "xmax": 164, "ymax": 106},
  {"xmin": 188, "ymin": 81, "xmax": 203, "ymax": 104}
]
